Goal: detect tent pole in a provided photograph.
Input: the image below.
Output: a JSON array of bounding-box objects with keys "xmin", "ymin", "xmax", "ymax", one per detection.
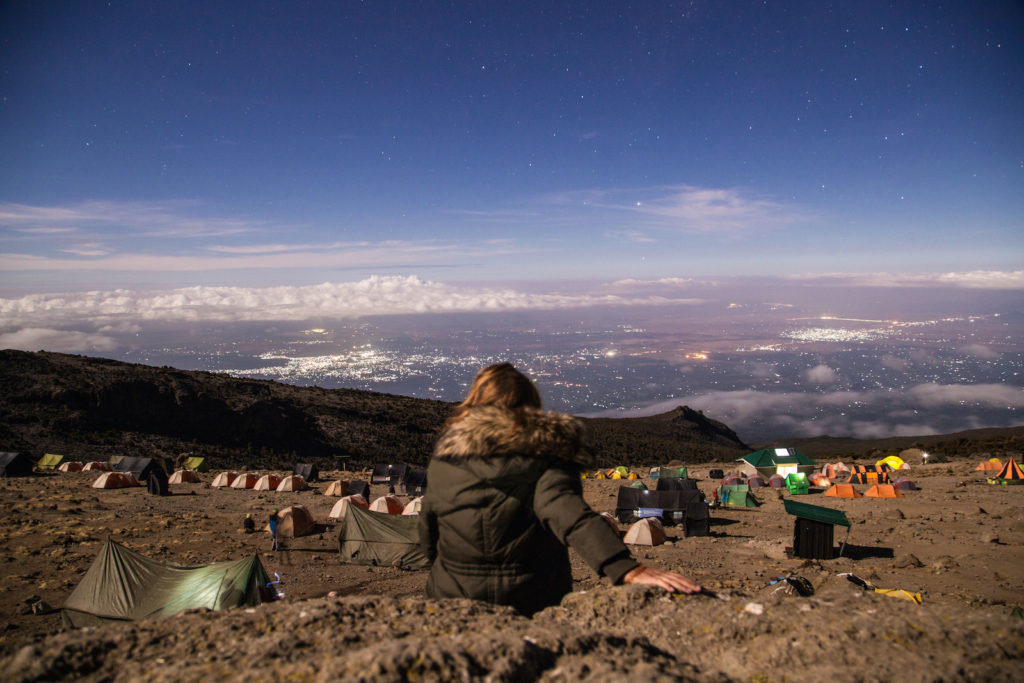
[{"xmin": 837, "ymin": 526, "xmax": 851, "ymax": 558}]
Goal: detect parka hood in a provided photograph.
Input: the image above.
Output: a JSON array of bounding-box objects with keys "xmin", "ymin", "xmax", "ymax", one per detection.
[{"xmin": 433, "ymin": 405, "xmax": 594, "ymax": 468}]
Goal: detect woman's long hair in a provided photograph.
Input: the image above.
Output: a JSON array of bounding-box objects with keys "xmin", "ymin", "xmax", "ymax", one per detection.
[{"xmin": 449, "ymin": 363, "xmax": 541, "ymax": 424}]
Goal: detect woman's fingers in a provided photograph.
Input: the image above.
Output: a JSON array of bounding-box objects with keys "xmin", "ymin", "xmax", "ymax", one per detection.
[{"xmin": 623, "ymin": 565, "xmax": 702, "ymax": 594}]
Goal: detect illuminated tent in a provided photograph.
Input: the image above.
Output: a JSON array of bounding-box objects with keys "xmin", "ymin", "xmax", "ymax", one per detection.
[
  {"xmin": 62, "ymin": 540, "xmax": 270, "ymax": 627},
  {"xmin": 785, "ymin": 473, "xmax": 810, "ymax": 495}
]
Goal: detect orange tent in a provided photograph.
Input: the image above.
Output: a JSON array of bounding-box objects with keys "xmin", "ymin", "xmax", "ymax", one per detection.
[
  {"xmin": 809, "ymin": 473, "xmax": 831, "ymax": 487},
  {"xmin": 369, "ymin": 495, "xmax": 404, "ymax": 514},
  {"xmin": 328, "ymin": 494, "xmax": 369, "ymax": 520},
  {"xmin": 92, "ymin": 472, "xmax": 130, "ymax": 489},
  {"xmin": 993, "ymin": 458, "xmax": 1024, "ymax": 482},
  {"xmin": 211, "ymin": 471, "xmax": 238, "ymax": 487},
  {"xmin": 253, "ymin": 474, "xmax": 283, "ymax": 491},
  {"xmin": 975, "ymin": 460, "xmax": 1002, "ymax": 472},
  {"xmin": 275, "ymin": 475, "xmax": 307, "ymax": 492},
  {"xmin": 267, "ymin": 505, "xmax": 315, "ymax": 538},
  {"xmin": 58, "ymin": 461, "xmax": 84, "ymax": 472},
  {"xmin": 168, "ymin": 469, "xmax": 201, "ymax": 484},
  {"xmin": 402, "ymin": 497, "xmax": 423, "ymax": 515},
  {"xmin": 324, "ymin": 480, "xmax": 350, "ymax": 496},
  {"xmin": 864, "ymin": 484, "xmax": 903, "ymax": 498},
  {"xmin": 231, "ymin": 472, "xmax": 260, "ymax": 489},
  {"xmin": 83, "ymin": 461, "xmax": 112, "ymax": 471},
  {"xmin": 824, "ymin": 483, "xmax": 862, "ymax": 498},
  {"xmin": 623, "ymin": 518, "xmax": 666, "ymax": 546}
]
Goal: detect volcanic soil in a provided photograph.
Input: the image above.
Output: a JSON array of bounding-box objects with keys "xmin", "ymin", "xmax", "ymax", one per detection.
[{"xmin": 1, "ymin": 459, "xmax": 1022, "ymax": 681}]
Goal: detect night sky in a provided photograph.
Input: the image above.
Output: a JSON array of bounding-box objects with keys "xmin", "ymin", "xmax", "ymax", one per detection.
[{"xmin": 1, "ymin": 1, "xmax": 1022, "ymax": 291}]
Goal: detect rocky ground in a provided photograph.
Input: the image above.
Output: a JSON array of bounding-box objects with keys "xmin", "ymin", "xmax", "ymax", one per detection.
[{"xmin": 1, "ymin": 459, "xmax": 1022, "ymax": 681}]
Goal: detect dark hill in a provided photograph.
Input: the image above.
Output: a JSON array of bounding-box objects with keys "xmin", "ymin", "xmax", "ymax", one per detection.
[{"xmin": 0, "ymin": 351, "xmax": 750, "ymax": 470}]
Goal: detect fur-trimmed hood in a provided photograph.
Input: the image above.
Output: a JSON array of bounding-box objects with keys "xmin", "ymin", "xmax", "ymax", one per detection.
[{"xmin": 433, "ymin": 405, "xmax": 593, "ymax": 467}]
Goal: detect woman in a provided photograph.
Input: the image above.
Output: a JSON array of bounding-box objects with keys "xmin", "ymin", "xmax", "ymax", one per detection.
[{"xmin": 419, "ymin": 363, "xmax": 700, "ymax": 616}]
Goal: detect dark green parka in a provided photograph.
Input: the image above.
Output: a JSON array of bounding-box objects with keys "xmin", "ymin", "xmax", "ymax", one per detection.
[{"xmin": 418, "ymin": 405, "xmax": 639, "ymax": 616}]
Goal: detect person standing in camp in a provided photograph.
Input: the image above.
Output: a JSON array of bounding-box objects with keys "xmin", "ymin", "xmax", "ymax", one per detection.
[
  {"xmin": 418, "ymin": 362, "xmax": 701, "ymax": 616},
  {"xmin": 268, "ymin": 508, "xmax": 280, "ymax": 551},
  {"xmin": 243, "ymin": 513, "xmax": 255, "ymax": 533}
]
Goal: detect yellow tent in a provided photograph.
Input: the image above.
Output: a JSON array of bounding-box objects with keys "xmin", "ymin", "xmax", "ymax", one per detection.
[{"xmin": 876, "ymin": 455, "xmax": 905, "ymax": 471}]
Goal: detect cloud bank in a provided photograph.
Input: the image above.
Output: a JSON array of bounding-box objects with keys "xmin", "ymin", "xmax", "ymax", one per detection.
[{"xmin": 584, "ymin": 383, "xmax": 1023, "ymax": 441}]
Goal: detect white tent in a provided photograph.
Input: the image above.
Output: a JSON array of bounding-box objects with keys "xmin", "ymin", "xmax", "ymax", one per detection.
[
  {"xmin": 328, "ymin": 494, "xmax": 368, "ymax": 520},
  {"xmin": 623, "ymin": 518, "xmax": 666, "ymax": 546}
]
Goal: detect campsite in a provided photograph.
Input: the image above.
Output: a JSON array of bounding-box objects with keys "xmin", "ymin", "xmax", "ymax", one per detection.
[{"xmin": 1, "ymin": 455, "xmax": 1022, "ymax": 681}]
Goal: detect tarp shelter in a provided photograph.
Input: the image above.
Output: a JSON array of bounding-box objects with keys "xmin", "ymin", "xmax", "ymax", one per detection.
[
  {"xmin": 824, "ymin": 484, "xmax": 862, "ymax": 498},
  {"xmin": 623, "ymin": 518, "xmax": 666, "ymax": 546},
  {"xmin": 767, "ymin": 474, "xmax": 787, "ymax": 488},
  {"xmin": 183, "ymin": 457, "xmax": 209, "ymax": 472},
  {"xmin": 83, "ymin": 461, "xmax": 112, "ymax": 471},
  {"xmin": 168, "ymin": 470, "xmax": 200, "ymax": 484},
  {"xmin": 275, "ymin": 475, "xmax": 307, "ymax": 492},
  {"xmin": 231, "ymin": 472, "xmax": 260, "ymax": 489},
  {"xmin": 211, "ymin": 471, "xmax": 238, "ymax": 488},
  {"xmin": 325, "ymin": 480, "xmax": 349, "ymax": 497},
  {"xmin": 864, "ymin": 484, "xmax": 903, "ymax": 498},
  {"xmin": 718, "ymin": 484, "xmax": 759, "ymax": 508},
  {"xmin": 92, "ymin": 472, "xmax": 131, "ymax": 489},
  {"xmin": 369, "ymin": 495, "xmax": 403, "ymax": 514},
  {"xmin": 328, "ymin": 494, "xmax": 368, "ymax": 520},
  {"xmin": 786, "ymin": 473, "xmax": 810, "ymax": 495},
  {"xmin": 267, "ymin": 505, "xmax": 315, "ymax": 538},
  {"xmin": 400, "ymin": 468, "xmax": 427, "ymax": 496},
  {"xmin": 739, "ymin": 448, "xmax": 817, "ymax": 478},
  {"xmin": 371, "ymin": 463, "xmax": 408, "ymax": 486},
  {"xmin": 337, "ymin": 504, "xmax": 430, "ymax": 569},
  {"xmin": 975, "ymin": 460, "xmax": 1002, "ymax": 472},
  {"xmin": 253, "ymin": 474, "xmax": 282, "ymax": 491},
  {"xmin": 293, "ymin": 463, "xmax": 319, "ymax": 482},
  {"xmin": 990, "ymin": 458, "xmax": 1024, "ymax": 485},
  {"xmin": 877, "ymin": 455, "xmax": 906, "ymax": 471},
  {"xmin": 783, "ymin": 499, "xmax": 851, "ymax": 560},
  {"xmin": 58, "ymin": 461, "xmax": 84, "ymax": 472},
  {"xmin": 0, "ymin": 452, "xmax": 34, "ymax": 477},
  {"xmin": 747, "ymin": 475, "xmax": 766, "ymax": 489},
  {"xmin": 658, "ymin": 466, "xmax": 688, "ymax": 480},
  {"xmin": 62, "ymin": 540, "xmax": 270, "ymax": 627},
  {"xmin": 402, "ymin": 497, "xmax": 422, "ymax": 515},
  {"xmin": 37, "ymin": 453, "xmax": 65, "ymax": 470}
]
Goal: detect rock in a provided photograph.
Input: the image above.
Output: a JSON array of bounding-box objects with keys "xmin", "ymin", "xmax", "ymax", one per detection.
[
  {"xmin": 982, "ymin": 533, "xmax": 1001, "ymax": 544},
  {"xmin": 895, "ymin": 554, "xmax": 924, "ymax": 568}
]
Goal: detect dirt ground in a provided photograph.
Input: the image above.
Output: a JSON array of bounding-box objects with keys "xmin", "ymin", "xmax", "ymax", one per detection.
[{"xmin": 1, "ymin": 459, "xmax": 1022, "ymax": 681}]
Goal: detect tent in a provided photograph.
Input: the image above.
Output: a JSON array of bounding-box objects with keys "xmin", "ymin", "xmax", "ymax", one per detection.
[
  {"xmin": 253, "ymin": 474, "xmax": 283, "ymax": 491},
  {"xmin": 37, "ymin": 453, "xmax": 65, "ymax": 470},
  {"xmin": 211, "ymin": 471, "xmax": 239, "ymax": 488},
  {"xmin": 91, "ymin": 472, "xmax": 131, "ymax": 489},
  {"xmin": 337, "ymin": 504, "xmax": 430, "ymax": 569},
  {"xmin": 346, "ymin": 480, "xmax": 371, "ymax": 501},
  {"xmin": 892, "ymin": 477, "xmax": 919, "ymax": 491},
  {"xmin": 623, "ymin": 518, "xmax": 666, "ymax": 546},
  {"xmin": 864, "ymin": 484, "xmax": 904, "ymax": 498},
  {"xmin": 786, "ymin": 473, "xmax": 810, "ymax": 495},
  {"xmin": 83, "ymin": 461, "xmax": 112, "ymax": 471},
  {"xmin": 231, "ymin": 472, "xmax": 260, "ymax": 489},
  {"xmin": 848, "ymin": 471, "xmax": 887, "ymax": 485},
  {"xmin": 400, "ymin": 468, "xmax": 428, "ymax": 496},
  {"xmin": 371, "ymin": 462, "xmax": 408, "ymax": 486},
  {"xmin": 629, "ymin": 481, "xmax": 647, "ymax": 490},
  {"xmin": 58, "ymin": 461, "xmax": 84, "ymax": 472},
  {"xmin": 402, "ymin": 497, "xmax": 423, "ymax": 515},
  {"xmin": 610, "ymin": 471, "xmax": 624, "ymax": 480},
  {"xmin": 369, "ymin": 495, "xmax": 404, "ymax": 514},
  {"xmin": 822, "ymin": 462, "xmax": 850, "ymax": 479},
  {"xmin": 718, "ymin": 484, "xmax": 759, "ymax": 508},
  {"xmin": 328, "ymin": 494, "xmax": 369, "ymax": 520},
  {"xmin": 168, "ymin": 469, "xmax": 200, "ymax": 484},
  {"xmin": 614, "ymin": 466, "xmax": 630, "ymax": 478},
  {"xmin": 658, "ymin": 466, "xmax": 688, "ymax": 480},
  {"xmin": 767, "ymin": 474, "xmax": 786, "ymax": 488},
  {"xmin": 877, "ymin": 455, "xmax": 906, "ymax": 471},
  {"xmin": 266, "ymin": 505, "xmax": 315, "ymax": 537},
  {"xmin": 182, "ymin": 456, "xmax": 209, "ymax": 472},
  {"xmin": 0, "ymin": 452, "xmax": 34, "ymax": 477},
  {"xmin": 809, "ymin": 473, "xmax": 831, "ymax": 487},
  {"xmin": 721, "ymin": 475, "xmax": 745, "ymax": 486},
  {"xmin": 975, "ymin": 460, "xmax": 1002, "ymax": 472},
  {"xmin": 114, "ymin": 457, "xmax": 166, "ymax": 482},
  {"xmin": 824, "ymin": 484, "xmax": 862, "ymax": 498},
  {"xmin": 293, "ymin": 463, "xmax": 319, "ymax": 482},
  {"xmin": 747, "ymin": 475, "xmax": 766, "ymax": 489},
  {"xmin": 62, "ymin": 540, "xmax": 270, "ymax": 627},
  {"xmin": 739, "ymin": 447, "xmax": 817, "ymax": 478},
  {"xmin": 275, "ymin": 475, "xmax": 308, "ymax": 492},
  {"xmin": 990, "ymin": 458, "xmax": 1024, "ymax": 484},
  {"xmin": 324, "ymin": 480, "xmax": 349, "ymax": 497}
]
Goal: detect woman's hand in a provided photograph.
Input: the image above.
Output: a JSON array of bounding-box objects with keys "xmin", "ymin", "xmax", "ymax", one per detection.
[{"xmin": 622, "ymin": 565, "xmax": 701, "ymax": 594}]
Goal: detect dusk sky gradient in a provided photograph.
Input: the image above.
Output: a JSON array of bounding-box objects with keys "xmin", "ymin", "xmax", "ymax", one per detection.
[{"xmin": 1, "ymin": 1, "xmax": 1022, "ymax": 294}]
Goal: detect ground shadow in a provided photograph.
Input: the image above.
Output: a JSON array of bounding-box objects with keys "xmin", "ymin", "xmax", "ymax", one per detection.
[{"xmin": 839, "ymin": 544, "xmax": 896, "ymax": 560}]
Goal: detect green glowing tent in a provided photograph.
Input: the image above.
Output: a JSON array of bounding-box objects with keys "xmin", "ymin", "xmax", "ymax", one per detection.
[{"xmin": 62, "ymin": 540, "xmax": 271, "ymax": 628}]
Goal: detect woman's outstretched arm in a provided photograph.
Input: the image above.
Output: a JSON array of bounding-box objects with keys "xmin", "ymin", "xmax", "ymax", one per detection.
[{"xmin": 622, "ymin": 565, "xmax": 701, "ymax": 594}]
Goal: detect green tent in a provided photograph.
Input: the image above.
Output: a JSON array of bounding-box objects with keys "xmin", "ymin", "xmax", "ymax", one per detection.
[
  {"xmin": 786, "ymin": 472, "xmax": 810, "ymax": 495},
  {"xmin": 183, "ymin": 456, "xmax": 209, "ymax": 472},
  {"xmin": 718, "ymin": 484, "xmax": 759, "ymax": 508},
  {"xmin": 337, "ymin": 505, "xmax": 430, "ymax": 569},
  {"xmin": 614, "ymin": 465, "xmax": 630, "ymax": 477},
  {"xmin": 37, "ymin": 453, "xmax": 64, "ymax": 470},
  {"xmin": 658, "ymin": 466, "xmax": 688, "ymax": 480},
  {"xmin": 629, "ymin": 480, "xmax": 648, "ymax": 490},
  {"xmin": 62, "ymin": 540, "xmax": 271, "ymax": 628}
]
